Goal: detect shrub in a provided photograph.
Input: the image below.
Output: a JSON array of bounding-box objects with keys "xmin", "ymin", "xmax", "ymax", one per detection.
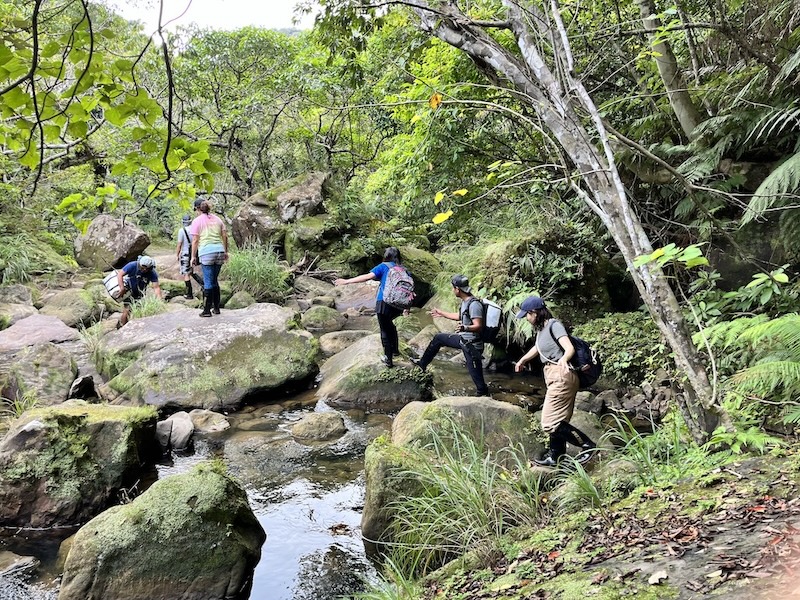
[{"xmin": 224, "ymin": 244, "xmax": 291, "ymax": 302}]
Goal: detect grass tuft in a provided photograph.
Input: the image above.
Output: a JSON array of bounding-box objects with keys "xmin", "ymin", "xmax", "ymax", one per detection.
[{"xmin": 224, "ymin": 243, "xmax": 291, "ymax": 302}]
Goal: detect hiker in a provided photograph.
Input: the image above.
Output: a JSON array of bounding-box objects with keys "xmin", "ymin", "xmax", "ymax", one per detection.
[
  {"xmin": 514, "ymin": 295, "xmax": 596, "ymax": 467},
  {"xmin": 189, "ymin": 198, "xmax": 229, "ymax": 317},
  {"xmin": 411, "ymin": 274, "xmax": 489, "ymax": 396},
  {"xmin": 114, "ymin": 255, "xmax": 162, "ymax": 328},
  {"xmin": 175, "ymin": 214, "xmax": 201, "ymax": 299},
  {"xmin": 334, "ymin": 246, "xmax": 408, "ymax": 368}
]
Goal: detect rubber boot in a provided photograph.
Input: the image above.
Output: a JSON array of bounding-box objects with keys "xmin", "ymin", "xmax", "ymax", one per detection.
[
  {"xmin": 211, "ymin": 286, "xmax": 221, "ymax": 315},
  {"xmin": 184, "ymin": 281, "xmax": 193, "ymax": 300},
  {"xmin": 534, "ymin": 426, "xmax": 567, "ymax": 468},
  {"xmin": 199, "ymin": 290, "xmax": 212, "ymax": 317}
]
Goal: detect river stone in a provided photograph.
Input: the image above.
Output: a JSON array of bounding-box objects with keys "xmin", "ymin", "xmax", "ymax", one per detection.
[
  {"xmin": 0, "ymin": 402, "xmax": 158, "ymax": 528},
  {"xmin": 225, "ymin": 290, "xmax": 256, "ymax": 309},
  {"xmin": 319, "ymin": 330, "xmax": 373, "ymax": 356},
  {"xmin": 276, "ymin": 171, "xmax": 329, "ymax": 223},
  {"xmin": 156, "ymin": 411, "xmax": 194, "ymax": 451},
  {"xmin": 0, "ymin": 550, "xmax": 39, "ymax": 578},
  {"xmin": 189, "ymin": 409, "xmax": 230, "ymax": 433},
  {"xmin": 0, "ymin": 342, "xmax": 77, "ymax": 407},
  {"xmin": 575, "ymin": 390, "xmax": 603, "ymax": 414},
  {"xmin": 301, "ymin": 304, "xmax": 346, "ymax": 333},
  {"xmin": 0, "ymin": 284, "xmax": 33, "ymax": 306},
  {"xmin": 333, "ymin": 281, "xmax": 377, "ymax": 312},
  {"xmin": 100, "ymin": 303, "xmax": 319, "ymax": 411},
  {"xmin": 316, "ymin": 334, "xmax": 432, "ymax": 412},
  {"xmin": 361, "ymin": 396, "xmax": 542, "ymax": 553},
  {"xmin": 311, "ymin": 295, "xmax": 335, "ymax": 308},
  {"xmin": 73, "ymin": 214, "xmax": 150, "ymax": 269},
  {"xmin": 294, "ymin": 275, "xmax": 334, "ymax": 298},
  {"xmin": 291, "ymin": 412, "xmax": 347, "ymax": 441},
  {"xmin": 58, "ymin": 462, "xmax": 265, "ymax": 600},
  {"xmin": 0, "ymin": 314, "xmax": 79, "ymax": 353},
  {"xmin": 0, "ymin": 303, "xmax": 37, "ymax": 330},
  {"xmin": 39, "ymin": 288, "xmax": 103, "ymax": 328}
]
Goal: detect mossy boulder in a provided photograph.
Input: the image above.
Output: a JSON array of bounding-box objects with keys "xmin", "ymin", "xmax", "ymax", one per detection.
[
  {"xmin": 59, "ymin": 462, "xmax": 265, "ymax": 600},
  {"xmin": 100, "ymin": 304, "xmax": 319, "ymax": 411},
  {"xmin": 398, "ymin": 245, "xmax": 440, "ymax": 303},
  {"xmin": 316, "ymin": 334, "xmax": 432, "ymax": 412},
  {"xmin": 0, "ymin": 402, "xmax": 158, "ymax": 527},
  {"xmin": 300, "ymin": 305, "xmax": 346, "ymax": 333},
  {"xmin": 73, "ymin": 214, "xmax": 150, "ymax": 269},
  {"xmin": 39, "ymin": 288, "xmax": 103, "ymax": 328},
  {"xmin": 0, "ymin": 302, "xmax": 37, "ymax": 330},
  {"xmin": 0, "ymin": 342, "xmax": 77, "ymax": 407},
  {"xmin": 225, "ymin": 290, "xmax": 256, "ymax": 310},
  {"xmin": 291, "ymin": 412, "xmax": 347, "ymax": 441}
]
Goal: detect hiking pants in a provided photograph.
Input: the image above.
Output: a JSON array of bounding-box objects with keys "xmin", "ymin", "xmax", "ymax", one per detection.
[
  {"xmin": 376, "ymin": 301, "xmax": 402, "ymax": 358},
  {"xmin": 420, "ymin": 333, "xmax": 489, "ymax": 396}
]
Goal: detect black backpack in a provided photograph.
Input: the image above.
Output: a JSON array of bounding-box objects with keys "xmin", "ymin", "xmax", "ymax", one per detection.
[
  {"xmin": 463, "ymin": 297, "xmax": 503, "ymax": 344},
  {"xmin": 547, "ymin": 323, "xmax": 603, "ymax": 389}
]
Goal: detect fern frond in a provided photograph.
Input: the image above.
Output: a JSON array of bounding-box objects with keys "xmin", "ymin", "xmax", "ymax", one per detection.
[
  {"xmin": 696, "ymin": 315, "xmax": 768, "ymax": 350},
  {"xmin": 742, "ymin": 152, "xmax": 800, "ymax": 224},
  {"xmin": 728, "ymin": 360, "xmax": 800, "ymax": 399},
  {"xmin": 743, "ymin": 103, "xmax": 800, "ymax": 146},
  {"xmin": 737, "ymin": 313, "xmax": 800, "ymax": 358},
  {"xmin": 772, "ymin": 46, "xmax": 800, "ymax": 90}
]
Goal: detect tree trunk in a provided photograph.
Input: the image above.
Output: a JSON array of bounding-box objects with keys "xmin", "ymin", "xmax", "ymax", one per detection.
[
  {"xmin": 635, "ymin": 0, "xmax": 704, "ymax": 140},
  {"xmin": 408, "ymin": 0, "xmax": 730, "ymax": 442}
]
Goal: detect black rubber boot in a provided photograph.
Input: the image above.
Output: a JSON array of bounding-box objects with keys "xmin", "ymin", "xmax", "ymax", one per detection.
[
  {"xmin": 184, "ymin": 281, "xmax": 193, "ymax": 299},
  {"xmin": 199, "ymin": 290, "xmax": 212, "ymax": 317},
  {"xmin": 561, "ymin": 422, "xmax": 596, "ymax": 451},
  {"xmin": 211, "ymin": 286, "xmax": 221, "ymax": 315},
  {"xmin": 534, "ymin": 427, "xmax": 568, "ymax": 468}
]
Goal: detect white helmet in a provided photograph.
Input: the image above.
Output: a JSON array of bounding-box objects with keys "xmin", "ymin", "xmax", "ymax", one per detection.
[{"xmin": 138, "ymin": 255, "xmax": 156, "ymax": 269}]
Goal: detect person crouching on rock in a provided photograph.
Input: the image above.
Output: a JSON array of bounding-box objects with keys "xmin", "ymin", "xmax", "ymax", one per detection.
[
  {"xmin": 115, "ymin": 255, "xmax": 162, "ymax": 328},
  {"xmin": 190, "ymin": 198, "xmax": 229, "ymax": 317},
  {"xmin": 514, "ymin": 295, "xmax": 595, "ymax": 467}
]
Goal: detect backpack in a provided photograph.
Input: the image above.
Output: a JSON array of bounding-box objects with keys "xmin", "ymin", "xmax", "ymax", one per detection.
[
  {"xmin": 547, "ymin": 322, "xmax": 603, "ymax": 389},
  {"xmin": 382, "ymin": 264, "xmax": 415, "ymax": 310},
  {"xmin": 463, "ymin": 297, "xmax": 504, "ymax": 344}
]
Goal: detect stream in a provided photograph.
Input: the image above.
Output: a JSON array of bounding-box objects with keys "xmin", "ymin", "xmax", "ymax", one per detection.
[{"xmin": 0, "ymin": 348, "xmax": 545, "ymax": 600}]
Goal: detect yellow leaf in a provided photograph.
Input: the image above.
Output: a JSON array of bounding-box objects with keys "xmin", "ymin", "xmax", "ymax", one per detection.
[
  {"xmin": 432, "ymin": 210, "xmax": 453, "ymax": 224},
  {"xmin": 452, "ymin": 188, "xmax": 468, "ymax": 196},
  {"xmin": 429, "ymin": 92, "xmax": 443, "ymax": 110},
  {"xmin": 434, "ymin": 191, "xmax": 445, "ymax": 205},
  {"xmin": 410, "ymin": 114, "xmax": 421, "ymax": 124}
]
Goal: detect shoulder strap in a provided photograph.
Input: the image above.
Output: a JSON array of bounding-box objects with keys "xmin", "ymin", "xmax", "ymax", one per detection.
[
  {"xmin": 461, "ymin": 296, "xmax": 480, "ymax": 320},
  {"xmin": 183, "ymin": 227, "xmax": 190, "ymax": 240}
]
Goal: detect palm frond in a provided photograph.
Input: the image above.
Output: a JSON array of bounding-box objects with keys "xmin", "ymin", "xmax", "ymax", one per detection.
[{"xmin": 742, "ymin": 152, "xmax": 800, "ymax": 224}]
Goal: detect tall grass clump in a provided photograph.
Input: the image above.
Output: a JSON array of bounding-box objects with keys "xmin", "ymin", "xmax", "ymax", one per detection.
[
  {"xmin": 0, "ymin": 236, "xmax": 34, "ymax": 283},
  {"xmin": 385, "ymin": 415, "xmax": 548, "ymax": 577},
  {"xmin": 224, "ymin": 244, "xmax": 291, "ymax": 302},
  {"xmin": 350, "ymin": 555, "xmax": 421, "ymax": 600},
  {"xmin": 79, "ymin": 322, "xmax": 106, "ymax": 370},
  {"xmin": 129, "ymin": 294, "xmax": 169, "ymax": 319}
]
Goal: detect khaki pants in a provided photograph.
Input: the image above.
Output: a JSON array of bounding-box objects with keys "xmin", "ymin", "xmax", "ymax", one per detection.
[{"xmin": 541, "ymin": 364, "xmax": 580, "ymax": 433}]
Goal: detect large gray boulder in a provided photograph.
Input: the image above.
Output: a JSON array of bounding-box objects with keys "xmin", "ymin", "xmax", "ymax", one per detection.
[
  {"xmin": 0, "ymin": 342, "xmax": 77, "ymax": 407},
  {"xmin": 230, "ymin": 200, "xmax": 285, "ymax": 248},
  {"xmin": 361, "ymin": 397, "xmax": 542, "ymax": 553},
  {"xmin": 99, "ymin": 304, "xmax": 319, "ymax": 411},
  {"xmin": 0, "ymin": 402, "xmax": 158, "ymax": 527},
  {"xmin": 0, "ymin": 284, "xmax": 34, "ymax": 306},
  {"xmin": 58, "ymin": 462, "xmax": 265, "ymax": 600},
  {"xmin": 0, "ymin": 315, "xmax": 78, "ymax": 353},
  {"xmin": 316, "ymin": 335, "xmax": 432, "ymax": 412},
  {"xmin": 277, "ymin": 171, "xmax": 329, "ymax": 223},
  {"xmin": 74, "ymin": 214, "xmax": 150, "ymax": 269}
]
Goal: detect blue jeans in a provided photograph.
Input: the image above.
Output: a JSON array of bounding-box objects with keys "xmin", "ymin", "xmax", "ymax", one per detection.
[{"xmin": 201, "ymin": 262, "xmax": 223, "ymax": 291}]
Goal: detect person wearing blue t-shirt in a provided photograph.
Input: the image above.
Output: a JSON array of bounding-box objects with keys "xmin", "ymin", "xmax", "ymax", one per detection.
[
  {"xmin": 334, "ymin": 246, "xmax": 406, "ymax": 368},
  {"xmin": 114, "ymin": 255, "xmax": 163, "ymax": 328}
]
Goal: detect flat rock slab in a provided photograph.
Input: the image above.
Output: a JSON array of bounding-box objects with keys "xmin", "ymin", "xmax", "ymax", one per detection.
[{"xmin": 0, "ymin": 314, "xmax": 78, "ymax": 353}]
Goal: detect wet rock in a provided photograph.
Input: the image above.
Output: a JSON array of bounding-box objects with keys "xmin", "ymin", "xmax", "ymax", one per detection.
[
  {"xmin": 291, "ymin": 412, "xmax": 347, "ymax": 441},
  {"xmin": 0, "ymin": 550, "xmax": 39, "ymax": 578},
  {"xmin": 316, "ymin": 334, "xmax": 432, "ymax": 413},
  {"xmin": 156, "ymin": 411, "xmax": 194, "ymax": 452},
  {"xmin": 0, "ymin": 402, "xmax": 158, "ymax": 528},
  {"xmin": 189, "ymin": 409, "xmax": 230, "ymax": 433},
  {"xmin": 74, "ymin": 214, "xmax": 150, "ymax": 269},
  {"xmin": 99, "ymin": 304, "xmax": 319, "ymax": 411},
  {"xmin": 59, "ymin": 462, "xmax": 265, "ymax": 600},
  {"xmin": 318, "ymin": 330, "xmax": 372, "ymax": 356}
]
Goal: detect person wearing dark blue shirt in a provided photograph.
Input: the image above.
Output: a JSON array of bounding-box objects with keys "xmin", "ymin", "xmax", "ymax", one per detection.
[
  {"xmin": 335, "ymin": 246, "xmax": 406, "ymax": 368},
  {"xmin": 115, "ymin": 255, "xmax": 162, "ymax": 328}
]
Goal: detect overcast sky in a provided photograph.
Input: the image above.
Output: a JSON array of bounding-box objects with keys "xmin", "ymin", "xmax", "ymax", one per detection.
[{"xmin": 106, "ymin": 0, "xmax": 316, "ymax": 32}]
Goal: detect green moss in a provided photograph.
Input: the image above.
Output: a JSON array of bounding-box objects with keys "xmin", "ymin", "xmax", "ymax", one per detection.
[{"xmin": 533, "ymin": 571, "xmax": 679, "ymax": 599}]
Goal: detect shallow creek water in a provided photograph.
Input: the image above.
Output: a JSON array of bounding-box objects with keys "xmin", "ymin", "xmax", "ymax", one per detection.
[{"xmin": 1, "ymin": 350, "xmax": 545, "ymax": 599}]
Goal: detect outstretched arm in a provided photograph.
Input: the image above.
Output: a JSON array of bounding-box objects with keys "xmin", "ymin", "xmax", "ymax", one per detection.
[{"xmin": 335, "ymin": 273, "xmax": 377, "ymax": 286}]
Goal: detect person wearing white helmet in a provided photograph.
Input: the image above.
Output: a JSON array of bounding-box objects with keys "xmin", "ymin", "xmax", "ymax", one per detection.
[{"xmin": 114, "ymin": 255, "xmax": 163, "ymax": 328}]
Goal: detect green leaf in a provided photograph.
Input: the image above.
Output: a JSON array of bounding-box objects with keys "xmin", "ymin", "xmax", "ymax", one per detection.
[{"xmin": 203, "ymin": 159, "xmax": 223, "ymax": 173}]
